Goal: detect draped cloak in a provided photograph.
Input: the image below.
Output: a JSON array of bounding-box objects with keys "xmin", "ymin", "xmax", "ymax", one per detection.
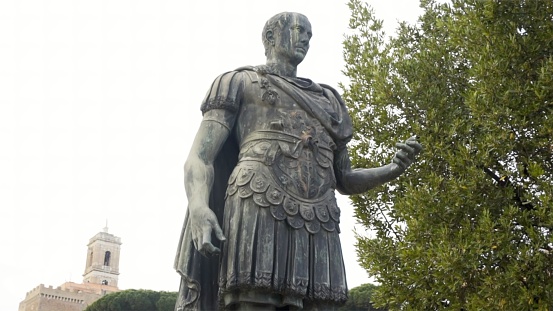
[{"xmin": 174, "ymin": 66, "xmax": 353, "ymax": 310}]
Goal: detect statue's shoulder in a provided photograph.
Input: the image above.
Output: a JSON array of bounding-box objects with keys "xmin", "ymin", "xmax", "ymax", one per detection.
[
  {"xmin": 234, "ymin": 65, "xmax": 271, "ymax": 74},
  {"xmin": 313, "ymin": 81, "xmax": 337, "ymax": 94},
  {"xmin": 234, "ymin": 65, "xmax": 256, "ymax": 72},
  {"xmin": 318, "ymin": 82, "xmax": 343, "ymax": 101},
  {"xmin": 206, "ymin": 67, "xmax": 257, "ymax": 90},
  {"xmin": 232, "ymin": 66, "xmax": 259, "ymax": 83},
  {"xmin": 209, "ymin": 66, "xmax": 261, "ymax": 85}
]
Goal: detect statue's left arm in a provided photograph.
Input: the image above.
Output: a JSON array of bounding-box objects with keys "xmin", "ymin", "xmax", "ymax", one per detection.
[{"xmin": 334, "ymin": 136, "xmax": 422, "ymax": 195}]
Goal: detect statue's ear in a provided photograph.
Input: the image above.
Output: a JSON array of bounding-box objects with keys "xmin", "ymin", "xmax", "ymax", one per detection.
[{"xmin": 266, "ymin": 30, "xmax": 275, "ymax": 46}]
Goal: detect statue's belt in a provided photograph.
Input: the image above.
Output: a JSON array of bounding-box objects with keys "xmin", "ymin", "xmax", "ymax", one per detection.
[
  {"xmin": 225, "ymin": 161, "xmax": 341, "ymax": 234},
  {"xmin": 238, "ymin": 130, "xmax": 333, "ymax": 168}
]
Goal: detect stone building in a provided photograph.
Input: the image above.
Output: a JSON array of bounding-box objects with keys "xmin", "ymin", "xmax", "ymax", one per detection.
[{"xmin": 18, "ymin": 227, "xmax": 122, "ymax": 311}]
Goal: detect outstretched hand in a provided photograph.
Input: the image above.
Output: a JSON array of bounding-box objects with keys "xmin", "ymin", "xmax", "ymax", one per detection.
[
  {"xmin": 392, "ymin": 136, "xmax": 423, "ymax": 172},
  {"xmin": 189, "ymin": 205, "xmax": 226, "ymax": 257}
]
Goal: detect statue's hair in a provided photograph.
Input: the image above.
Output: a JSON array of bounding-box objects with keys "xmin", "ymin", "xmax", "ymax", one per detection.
[{"xmin": 262, "ymin": 12, "xmax": 294, "ymax": 56}]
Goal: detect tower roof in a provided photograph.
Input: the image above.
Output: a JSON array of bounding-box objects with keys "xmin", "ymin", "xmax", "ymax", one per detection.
[{"xmin": 87, "ymin": 230, "xmax": 122, "ymax": 246}]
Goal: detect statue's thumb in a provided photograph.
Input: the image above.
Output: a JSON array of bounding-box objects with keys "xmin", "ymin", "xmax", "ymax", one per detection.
[{"xmin": 212, "ymin": 221, "xmax": 226, "ymax": 241}]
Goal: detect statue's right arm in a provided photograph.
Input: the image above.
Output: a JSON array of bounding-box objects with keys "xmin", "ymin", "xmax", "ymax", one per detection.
[{"xmin": 184, "ymin": 109, "xmax": 232, "ymax": 257}]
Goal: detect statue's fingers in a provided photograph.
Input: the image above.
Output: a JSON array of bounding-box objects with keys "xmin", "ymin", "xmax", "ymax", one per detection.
[
  {"xmin": 199, "ymin": 246, "xmax": 211, "ymax": 258},
  {"xmin": 395, "ymin": 150, "xmax": 411, "ymax": 166},
  {"xmin": 393, "ymin": 155, "xmax": 407, "ymax": 170},
  {"xmin": 199, "ymin": 225, "xmax": 221, "ymax": 256},
  {"xmin": 209, "ymin": 218, "xmax": 226, "ymax": 242},
  {"xmin": 406, "ymin": 140, "xmax": 423, "ymax": 153},
  {"xmin": 201, "ymin": 226, "xmax": 213, "ymax": 246},
  {"xmin": 396, "ymin": 142, "xmax": 415, "ymax": 156},
  {"xmin": 202, "ymin": 242, "xmax": 221, "ymax": 256},
  {"xmin": 396, "ymin": 150, "xmax": 410, "ymax": 161}
]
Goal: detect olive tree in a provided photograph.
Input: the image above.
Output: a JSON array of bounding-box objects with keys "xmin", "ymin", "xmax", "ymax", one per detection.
[{"xmin": 342, "ymin": 0, "xmax": 553, "ymax": 309}]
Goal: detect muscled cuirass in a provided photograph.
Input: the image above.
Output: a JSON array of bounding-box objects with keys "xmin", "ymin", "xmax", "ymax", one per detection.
[{"xmin": 226, "ymin": 70, "xmax": 341, "ymax": 234}]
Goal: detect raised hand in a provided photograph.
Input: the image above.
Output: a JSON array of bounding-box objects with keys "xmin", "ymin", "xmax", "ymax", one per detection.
[{"xmin": 392, "ymin": 136, "xmax": 423, "ymax": 172}]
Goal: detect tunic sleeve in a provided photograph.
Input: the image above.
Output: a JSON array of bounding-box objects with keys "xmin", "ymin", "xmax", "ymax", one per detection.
[{"xmin": 200, "ymin": 71, "xmax": 245, "ymax": 115}]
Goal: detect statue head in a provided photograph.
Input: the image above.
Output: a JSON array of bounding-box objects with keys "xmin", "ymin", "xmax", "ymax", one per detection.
[{"xmin": 262, "ymin": 12, "xmax": 312, "ymax": 66}]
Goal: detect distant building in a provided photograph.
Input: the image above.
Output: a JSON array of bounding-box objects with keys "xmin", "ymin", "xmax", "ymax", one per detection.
[{"xmin": 18, "ymin": 227, "xmax": 122, "ymax": 311}]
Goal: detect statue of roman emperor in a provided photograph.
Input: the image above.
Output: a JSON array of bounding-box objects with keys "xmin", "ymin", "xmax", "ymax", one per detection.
[{"xmin": 174, "ymin": 12, "xmax": 422, "ymax": 311}]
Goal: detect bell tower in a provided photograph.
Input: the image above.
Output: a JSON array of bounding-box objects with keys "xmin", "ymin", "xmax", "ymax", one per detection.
[{"xmin": 82, "ymin": 225, "xmax": 122, "ymax": 287}]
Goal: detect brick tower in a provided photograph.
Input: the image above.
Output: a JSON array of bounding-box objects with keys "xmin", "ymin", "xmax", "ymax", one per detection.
[
  {"xmin": 19, "ymin": 226, "xmax": 121, "ymax": 311},
  {"xmin": 82, "ymin": 225, "xmax": 122, "ymax": 287}
]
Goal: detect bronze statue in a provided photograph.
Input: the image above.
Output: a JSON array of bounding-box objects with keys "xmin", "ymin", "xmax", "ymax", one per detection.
[{"xmin": 174, "ymin": 12, "xmax": 422, "ymax": 311}]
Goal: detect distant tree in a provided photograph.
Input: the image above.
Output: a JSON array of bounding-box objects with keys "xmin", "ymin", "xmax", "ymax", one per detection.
[
  {"xmin": 155, "ymin": 291, "xmax": 178, "ymax": 311},
  {"xmin": 84, "ymin": 289, "xmax": 177, "ymax": 311},
  {"xmin": 340, "ymin": 283, "xmax": 387, "ymax": 311},
  {"xmin": 342, "ymin": 0, "xmax": 553, "ymax": 310}
]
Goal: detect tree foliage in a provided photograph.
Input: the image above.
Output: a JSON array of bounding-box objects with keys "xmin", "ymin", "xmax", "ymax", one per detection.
[
  {"xmin": 340, "ymin": 283, "xmax": 387, "ymax": 311},
  {"xmin": 84, "ymin": 289, "xmax": 177, "ymax": 311},
  {"xmin": 342, "ymin": 0, "xmax": 553, "ymax": 309}
]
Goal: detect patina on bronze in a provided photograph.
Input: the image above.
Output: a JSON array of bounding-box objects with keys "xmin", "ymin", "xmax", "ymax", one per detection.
[{"xmin": 174, "ymin": 12, "xmax": 422, "ymax": 311}]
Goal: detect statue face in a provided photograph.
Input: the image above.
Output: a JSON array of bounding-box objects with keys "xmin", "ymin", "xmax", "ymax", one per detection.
[{"xmin": 272, "ymin": 13, "xmax": 312, "ymax": 66}]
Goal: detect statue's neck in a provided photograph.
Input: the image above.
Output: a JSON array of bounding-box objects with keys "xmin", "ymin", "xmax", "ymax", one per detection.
[{"xmin": 264, "ymin": 61, "xmax": 297, "ymax": 78}]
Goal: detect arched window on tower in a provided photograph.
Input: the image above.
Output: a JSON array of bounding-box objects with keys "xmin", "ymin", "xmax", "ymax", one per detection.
[{"xmin": 104, "ymin": 251, "xmax": 111, "ymax": 266}]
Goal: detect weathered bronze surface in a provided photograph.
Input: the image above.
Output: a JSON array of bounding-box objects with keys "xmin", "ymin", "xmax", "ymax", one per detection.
[{"xmin": 174, "ymin": 12, "xmax": 422, "ymax": 311}]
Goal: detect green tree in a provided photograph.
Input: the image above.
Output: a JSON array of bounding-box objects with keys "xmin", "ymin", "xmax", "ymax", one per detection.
[
  {"xmin": 156, "ymin": 291, "xmax": 178, "ymax": 311},
  {"xmin": 340, "ymin": 283, "xmax": 387, "ymax": 311},
  {"xmin": 341, "ymin": 0, "xmax": 553, "ymax": 310},
  {"xmin": 84, "ymin": 289, "xmax": 177, "ymax": 311}
]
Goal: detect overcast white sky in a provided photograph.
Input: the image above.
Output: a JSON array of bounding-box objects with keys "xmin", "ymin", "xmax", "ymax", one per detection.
[{"xmin": 0, "ymin": 1, "xmax": 422, "ymax": 310}]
